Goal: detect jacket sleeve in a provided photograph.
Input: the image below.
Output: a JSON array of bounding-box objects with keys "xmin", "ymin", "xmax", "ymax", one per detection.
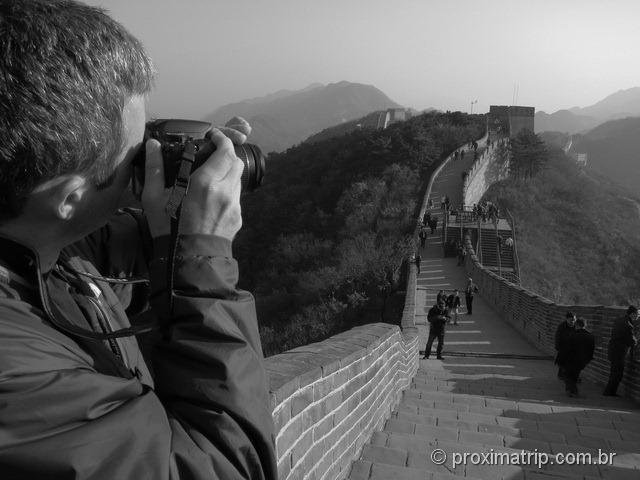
[{"xmin": 147, "ymin": 233, "xmax": 277, "ymax": 480}]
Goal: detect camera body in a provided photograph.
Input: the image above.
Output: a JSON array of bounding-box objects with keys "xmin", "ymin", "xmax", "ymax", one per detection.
[{"xmin": 133, "ymin": 119, "xmax": 265, "ymax": 191}]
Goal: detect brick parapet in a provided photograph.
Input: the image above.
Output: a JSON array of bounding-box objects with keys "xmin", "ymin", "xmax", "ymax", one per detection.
[
  {"xmin": 267, "ymin": 322, "xmax": 419, "ymax": 480},
  {"xmin": 463, "ymin": 236, "xmax": 640, "ymax": 403}
]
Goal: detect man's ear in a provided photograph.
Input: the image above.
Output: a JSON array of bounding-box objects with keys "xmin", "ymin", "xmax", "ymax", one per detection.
[
  {"xmin": 56, "ymin": 175, "xmax": 89, "ymax": 220},
  {"xmin": 31, "ymin": 174, "xmax": 89, "ymax": 221}
]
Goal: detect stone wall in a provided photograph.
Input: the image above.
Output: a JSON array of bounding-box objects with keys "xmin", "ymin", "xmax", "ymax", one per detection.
[
  {"xmin": 463, "ymin": 140, "xmax": 508, "ymax": 206},
  {"xmin": 266, "ymin": 220, "xmax": 421, "ymax": 480},
  {"xmin": 463, "ymin": 237, "xmax": 640, "ymax": 403}
]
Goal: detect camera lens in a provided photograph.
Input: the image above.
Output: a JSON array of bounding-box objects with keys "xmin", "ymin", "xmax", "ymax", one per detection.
[{"xmin": 234, "ymin": 143, "xmax": 266, "ymax": 192}]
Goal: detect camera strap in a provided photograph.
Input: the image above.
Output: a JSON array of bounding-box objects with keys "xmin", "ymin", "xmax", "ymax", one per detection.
[
  {"xmin": 165, "ymin": 142, "xmax": 198, "ymax": 219},
  {"xmin": 164, "ymin": 141, "xmax": 200, "ymax": 313}
]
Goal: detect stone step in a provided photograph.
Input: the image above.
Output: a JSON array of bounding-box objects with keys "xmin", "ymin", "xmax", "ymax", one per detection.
[
  {"xmin": 349, "ymin": 438, "xmax": 618, "ymax": 480},
  {"xmin": 395, "ymin": 398, "xmax": 640, "ymax": 445}
]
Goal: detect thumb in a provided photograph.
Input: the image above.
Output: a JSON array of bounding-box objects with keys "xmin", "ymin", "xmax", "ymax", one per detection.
[{"xmin": 141, "ymin": 139, "xmax": 164, "ymax": 202}]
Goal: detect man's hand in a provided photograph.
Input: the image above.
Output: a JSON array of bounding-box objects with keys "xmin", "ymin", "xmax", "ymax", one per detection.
[{"xmin": 141, "ymin": 117, "xmax": 251, "ymax": 241}]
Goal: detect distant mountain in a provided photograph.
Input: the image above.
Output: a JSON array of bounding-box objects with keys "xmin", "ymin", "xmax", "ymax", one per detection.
[
  {"xmin": 571, "ymin": 87, "xmax": 640, "ymax": 119},
  {"xmin": 203, "ymin": 81, "xmax": 402, "ymax": 153},
  {"xmin": 535, "ymin": 87, "xmax": 640, "ymax": 134},
  {"xmin": 569, "ymin": 117, "xmax": 640, "ymax": 192},
  {"xmin": 535, "ymin": 109, "xmax": 598, "ymax": 134}
]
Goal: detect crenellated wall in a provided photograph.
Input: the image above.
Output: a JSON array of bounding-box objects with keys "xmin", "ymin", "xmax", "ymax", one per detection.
[
  {"xmin": 463, "ymin": 138, "xmax": 508, "ymax": 206},
  {"xmin": 463, "ymin": 236, "xmax": 640, "ymax": 403},
  {"xmin": 266, "ymin": 189, "xmax": 423, "ymax": 480}
]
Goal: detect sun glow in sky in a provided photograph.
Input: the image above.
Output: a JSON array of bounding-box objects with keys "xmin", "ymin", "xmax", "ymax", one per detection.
[{"xmin": 83, "ymin": 0, "xmax": 640, "ymax": 118}]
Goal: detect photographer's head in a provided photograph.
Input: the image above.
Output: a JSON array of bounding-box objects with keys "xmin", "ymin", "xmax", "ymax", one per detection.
[{"xmin": 0, "ymin": 0, "xmax": 153, "ymax": 245}]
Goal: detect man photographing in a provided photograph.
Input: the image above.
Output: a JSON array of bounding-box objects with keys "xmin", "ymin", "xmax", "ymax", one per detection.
[{"xmin": 0, "ymin": 1, "xmax": 276, "ymax": 478}]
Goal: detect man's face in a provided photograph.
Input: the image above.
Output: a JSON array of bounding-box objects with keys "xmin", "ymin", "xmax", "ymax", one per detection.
[
  {"xmin": 72, "ymin": 95, "xmax": 146, "ymax": 236},
  {"xmin": 567, "ymin": 315, "xmax": 576, "ymax": 327}
]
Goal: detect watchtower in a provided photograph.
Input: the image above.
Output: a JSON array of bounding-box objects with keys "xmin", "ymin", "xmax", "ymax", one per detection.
[{"xmin": 489, "ymin": 105, "xmax": 535, "ymax": 137}]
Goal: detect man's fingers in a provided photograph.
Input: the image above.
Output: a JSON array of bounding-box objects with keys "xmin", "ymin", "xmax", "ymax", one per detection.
[
  {"xmin": 143, "ymin": 139, "xmax": 164, "ymax": 196},
  {"xmin": 217, "ymin": 126, "xmax": 247, "ymax": 145},
  {"xmin": 198, "ymin": 128, "xmax": 238, "ymax": 181},
  {"xmin": 217, "ymin": 116, "xmax": 251, "ymax": 145},
  {"xmin": 224, "ymin": 116, "xmax": 251, "ymax": 136}
]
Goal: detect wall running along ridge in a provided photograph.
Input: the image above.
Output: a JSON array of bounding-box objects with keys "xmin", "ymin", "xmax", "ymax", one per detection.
[{"xmin": 462, "ymin": 236, "xmax": 640, "ymax": 403}]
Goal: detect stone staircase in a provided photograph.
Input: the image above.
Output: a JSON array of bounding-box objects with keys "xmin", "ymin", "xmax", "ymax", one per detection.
[{"xmin": 348, "ymin": 360, "xmax": 640, "ymax": 479}]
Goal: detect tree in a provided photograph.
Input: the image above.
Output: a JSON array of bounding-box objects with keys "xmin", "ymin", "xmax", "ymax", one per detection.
[{"xmin": 509, "ymin": 129, "xmax": 548, "ymax": 180}]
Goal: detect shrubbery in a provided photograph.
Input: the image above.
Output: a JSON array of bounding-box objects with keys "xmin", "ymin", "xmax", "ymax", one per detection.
[
  {"xmin": 236, "ymin": 112, "xmax": 484, "ymax": 355},
  {"xmin": 484, "ymin": 145, "xmax": 640, "ymax": 306}
]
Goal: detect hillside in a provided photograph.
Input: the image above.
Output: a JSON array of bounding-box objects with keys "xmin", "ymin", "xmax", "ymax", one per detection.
[
  {"xmin": 203, "ymin": 81, "xmax": 401, "ymax": 153},
  {"xmin": 483, "ymin": 148, "xmax": 640, "ymax": 306},
  {"xmin": 235, "ymin": 111, "xmax": 485, "ymax": 355},
  {"xmin": 570, "ymin": 116, "xmax": 640, "ymax": 192},
  {"xmin": 535, "ymin": 86, "xmax": 640, "ymax": 134}
]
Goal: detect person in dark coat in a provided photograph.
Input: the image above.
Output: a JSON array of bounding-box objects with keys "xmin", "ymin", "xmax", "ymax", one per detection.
[
  {"xmin": 447, "ymin": 289, "xmax": 461, "ymax": 325},
  {"xmin": 429, "ymin": 217, "xmax": 438, "ymax": 234},
  {"xmin": 423, "ymin": 300, "xmax": 450, "ymax": 359},
  {"xmin": 419, "ymin": 228, "xmax": 427, "ymax": 249},
  {"xmin": 465, "ymin": 278, "xmax": 478, "ymax": 315},
  {"xmin": 554, "ymin": 311, "xmax": 576, "ymax": 379},
  {"xmin": 436, "ymin": 289, "xmax": 447, "ymax": 305},
  {"xmin": 564, "ymin": 318, "xmax": 595, "ymax": 397},
  {"xmin": 414, "ymin": 252, "xmax": 422, "ymax": 275},
  {"xmin": 603, "ymin": 305, "xmax": 639, "ymax": 396},
  {"xmin": 423, "ymin": 211, "xmax": 431, "ymax": 226}
]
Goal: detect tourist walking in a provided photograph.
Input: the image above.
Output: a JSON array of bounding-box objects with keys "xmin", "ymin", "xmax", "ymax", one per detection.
[
  {"xmin": 419, "ymin": 228, "xmax": 427, "ymax": 249},
  {"xmin": 603, "ymin": 306, "xmax": 639, "ymax": 396},
  {"xmin": 436, "ymin": 289, "xmax": 447, "ymax": 305},
  {"xmin": 414, "ymin": 252, "xmax": 422, "ymax": 275},
  {"xmin": 564, "ymin": 318, "xmax": 595, "ymax": 397},
  {"xmin": 447, "ymin": 289, "xmax": 461, "ymax": 325},
  {"xmin": 465, "ymin": 278, "xmax": 478, "ymax": 315},
  {"xmin": 423, "ymin": 299, "xmax": 450, "ymax": 360},
  {"xmin": 554, "ymin": 311, "xmax": 576, "ymax": 379}
]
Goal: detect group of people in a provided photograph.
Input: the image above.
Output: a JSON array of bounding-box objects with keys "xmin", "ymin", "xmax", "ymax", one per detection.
[
  {"xmin": 554, "ymin": 306, "xmax": 638, "ymax": 398},
  {"xmin": 422, "ymin": 211, "xmax": 439, "ymax": 234},
  {"xmin": 423, "ymin": 279, "xmax": 479, "ymax": 359},
  {"xmin": 471, "ymin": 201, "xmax": 499, "ymax": 223}
]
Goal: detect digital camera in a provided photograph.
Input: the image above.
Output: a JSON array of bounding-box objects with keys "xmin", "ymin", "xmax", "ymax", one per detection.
[{"xmin": 132, "ymin": 119, "xmax": 265, "ymax": 192}]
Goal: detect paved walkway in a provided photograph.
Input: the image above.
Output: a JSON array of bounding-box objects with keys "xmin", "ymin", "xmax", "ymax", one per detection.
[{"xmin": 348, "ymin": 146, "xmax": 640, "ymax": 479}]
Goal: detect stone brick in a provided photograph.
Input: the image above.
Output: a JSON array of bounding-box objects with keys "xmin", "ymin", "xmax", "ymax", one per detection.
[
  {"xmin": 291, "ymin": 429, "xmax": 313, "ymax": 468},
  {"xmin": 276, "ymin": 414, "xmax": 303, "ymax": 459},
  {"xmin": 313, "ymin": 414, "xmax": 333, "ymax": 442},
  {"xmin": 313, "ymin": 374, "xmax": 335, "ymax": 402},
  {"xmin": 291, "ymin": 385, "xmax": 314, "ymax": 417},
  {"xmin": 459, "ymin": 430, "xmax": 504, "ymax": 447},
  {"xmin": 276, "ymin": 453, "xmax": 291, "ymax": 480},
  {"xmin": 503, "ymin": 435, "xmax": 552, "ymax": 453},
  {"xmin": 385, "ymin": 418, "xmax": 416, "ymax": 435},
  {"xmin": 369, "ymin": 463, "xmax": 426, "ymax": 480},
  {"xmin": 272, "ymin": 400, "xmax": 291, "ymax": 434},
  {"xmin": 413, "ymin": 424, "xmax": 458, "ymax": 442},
  {"xmin": 347, "ymin": 460, "xmax": 372, "ymax": 480},
  {"xmin": 578, "ymin": 425, "xmax": 621, "ymax": 441}
]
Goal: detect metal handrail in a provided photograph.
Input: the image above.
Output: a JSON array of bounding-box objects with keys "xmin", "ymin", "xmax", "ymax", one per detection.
[{"xmin": 505, "ymin": 208, "xmax": 521, "ymax": 284}]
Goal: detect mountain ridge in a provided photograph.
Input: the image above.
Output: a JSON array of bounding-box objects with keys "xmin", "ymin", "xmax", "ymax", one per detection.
[
  {"xmin": 203, "ymin": 81, "xmax": 401, "ymax": 153},
  {"xmin": 535, "ymin": 86, "xmax": 640, "ymax": 134}
]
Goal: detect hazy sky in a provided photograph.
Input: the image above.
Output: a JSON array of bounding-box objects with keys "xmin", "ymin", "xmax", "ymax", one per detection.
[{"xmin": 82, "ymin": 0, "xmax": 640, "ymax": 119}]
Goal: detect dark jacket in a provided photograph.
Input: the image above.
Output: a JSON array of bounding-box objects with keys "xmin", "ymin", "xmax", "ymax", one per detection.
[
  {"xmin": 427, "ymin": 305, "xmax": 450, "ymax": 333},
  {"xmin": 465, "ymin": 283, "xmax": 478, "ymax": 298},
  {"xmin": 608, "ymin": 315, "xmax": 637, "ymax": 361},
  {"xmin": 447, "ymin": 294, "xmax": 461, "ymax": 309},
  {"xmin": 565, "ymin": 329, "xmax": 595, "ymax": 372},
  {"xmin": 0, "ymin": 210, "xmax": 277, "ymax": 480},
  {"xmin": 554, "ymin": 321, "xmax": 575, "ymax": 365}
]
